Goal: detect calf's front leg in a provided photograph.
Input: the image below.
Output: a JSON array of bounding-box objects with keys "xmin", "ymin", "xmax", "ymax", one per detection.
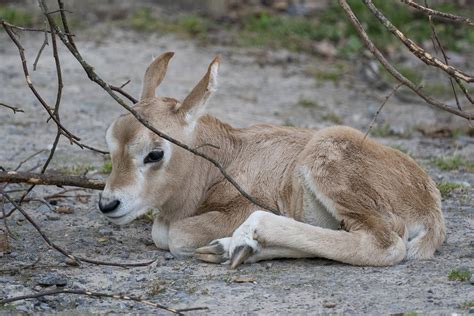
[{"xmin": 164, "ymin": 209, "xmax": 251, "ymax": 259}]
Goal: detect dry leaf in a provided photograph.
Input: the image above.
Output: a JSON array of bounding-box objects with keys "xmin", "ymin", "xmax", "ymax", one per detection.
[
  {"xmin": 55, "ymin": 206, "xmax": 73, "ymax": 214},
  {"xmin": 0, "ymin": 233, "xmax": 9, "ymax": 253},
  {"xmin": 232, "ymin": 276, "xmax": 256, "ymax": 283}
]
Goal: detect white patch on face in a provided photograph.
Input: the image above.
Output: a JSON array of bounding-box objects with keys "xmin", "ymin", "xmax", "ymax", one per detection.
[{"xmin": 102, "ymin": 134, "xmax": 173, "ymax": 225}]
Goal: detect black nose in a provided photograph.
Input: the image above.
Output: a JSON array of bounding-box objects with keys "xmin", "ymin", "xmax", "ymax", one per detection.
[{"xmin": 99, "ymin": 199, "xmax": 120, "ymax": 214}]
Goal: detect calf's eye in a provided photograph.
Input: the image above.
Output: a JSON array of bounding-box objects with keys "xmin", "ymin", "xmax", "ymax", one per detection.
[{"xmin": 144, "ymin": 150, "xmax": 164, "ymax": 164}]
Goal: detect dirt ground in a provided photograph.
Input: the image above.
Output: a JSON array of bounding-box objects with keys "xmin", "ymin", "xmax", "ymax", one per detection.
[{"xmin": 0, "ymin": 23, "xmax": 473, "ymax": 314}]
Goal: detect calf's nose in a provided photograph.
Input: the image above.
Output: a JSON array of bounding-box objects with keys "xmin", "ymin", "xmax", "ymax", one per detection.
[{"xmin": 98, "ymin": 195, "xmax": 120, "ymax": 214}]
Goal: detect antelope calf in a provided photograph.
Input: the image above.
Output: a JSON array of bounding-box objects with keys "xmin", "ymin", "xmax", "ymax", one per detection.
[{"xmin": 99, "ymin": 52, "xmax": 445, "ymax": 268}]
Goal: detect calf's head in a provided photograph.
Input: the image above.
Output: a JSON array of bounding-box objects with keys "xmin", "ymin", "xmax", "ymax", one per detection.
[{"xmin": 99, "ymin": 52, "xmax": 220, "ymax": 224}]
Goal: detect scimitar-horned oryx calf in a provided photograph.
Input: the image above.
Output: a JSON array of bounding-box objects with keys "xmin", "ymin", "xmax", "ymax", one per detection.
[{"xmin": 98, "ymin": 52, "xmax": 445, "ymax": 268}]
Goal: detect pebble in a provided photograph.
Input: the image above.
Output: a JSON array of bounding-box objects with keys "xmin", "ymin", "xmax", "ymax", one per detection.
[
  {"xmin": 99, "ymin": 228, "xmax": 113, "ymax": 236},
  {"xmin": 37, "ymin": 274, "xmax": 68, "ymax": 287},
  {"xmin": 322, "ymin": 302, "xmax": 337, "ymax": 308},
  {"xmin": 46, "ymin": 214, "xmax": 60, "ymax": 221},
  {"xmin": 136, "ymin": 274, "xmax": 147, "ymax": 282},
  {"xmin": 470, "ymin": 274, "xmax": 474, "ymax": 285},
  {"xmin": 165, "ymin": 253, "xmax": 174, "ymax": 260},
  {"xmin": 15, "ymin": 305, "xmax": 30, "ymax": 313}
]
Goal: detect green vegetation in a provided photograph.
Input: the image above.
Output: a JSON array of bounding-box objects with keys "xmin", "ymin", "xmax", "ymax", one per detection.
[
  {"xmin": 433, "ymin": 155, "xmax": 474, "ymax": 172},
  {"xmin": 297, "ymin": 98, "xmax": 321, "ymax": 109},
  {"xmin": 390, "ymin": 144, "xmax": 409, "ymax": 154},
  {"xmin": 370, "ymin": 123, "xmax": 392, "ymax": 137},
  {"xmin": 60, "ymin": 164, "xmax": 94, "ymax": 176},
  {"xmin": 127, "ymin": 1, "xmax": 473, "ymax": 58},
  {"xmin": 130, "ymin": 10, "xmax": 211, "ymax": 38},
  {"xmin": 0, "ymin": 6, "xmax": 34, "ymax": 26},
  {"xmin": 460, "ymin": 301, "xmax": 474, "ymax": 310},
  {"xmin": 436, "ymin": 182, "xmax": 466, "ymax": 198},
  {"xmin": 321, "ymin": 112, "xmax": 342, "ymax": 124},
  {"xmin": 403, "ymin": 312, "xmax": 418, "ymax": 316},
  {"xmin": 313, "ymin": 67, "xmax": 344, "ymax": 82},
  {"xmin": 448, "ymin": 268, "xmax": 471, "ymax": 282},
  {"xmin": 100, "ymin": 161, "xmax": 113, "ymax": 174}
]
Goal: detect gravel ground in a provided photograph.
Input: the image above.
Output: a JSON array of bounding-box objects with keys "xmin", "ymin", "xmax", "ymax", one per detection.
[{"xmin": 0, "ymin": 26, "xmax": 473, "ymax": 314}]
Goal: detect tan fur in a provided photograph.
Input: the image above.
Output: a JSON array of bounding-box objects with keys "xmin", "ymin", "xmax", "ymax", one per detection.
[{"xmin": 100, "ymin": 53, "xmax": 446, "ymax": 266}]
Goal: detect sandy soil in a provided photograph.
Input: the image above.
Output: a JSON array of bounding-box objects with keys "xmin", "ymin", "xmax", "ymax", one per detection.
[{"xmin": 0, "ymin": 27, "xmax": 473, "ymax": 314}]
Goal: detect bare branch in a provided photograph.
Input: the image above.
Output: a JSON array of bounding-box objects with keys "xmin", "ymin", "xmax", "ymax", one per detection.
[
  {"xmin": 109, "ymin": 82, "xmax": 138, "ymax": 104},
  {"xmin": 0, "ymin": 288, "xmax": 208, "ymax": 314},
  {"xmin": 400, "ymin": 0, "xmax": 474, "ymax": 26},
  {"xmin": 0, "ymin": 102, "xmax": 24, "ymax": 113},
  {"xmin": 363, "ymin": 0, "xmax": 474, "ymax": 83},
  {"xmin": 363, "ymin": 83, "xmax": 403, "ymax": 141},
  {"xmin": 338, "ymin": 0, "xmax": 474, "ymax": 120},
  {"xmin": 0, "ymin": 20, "xmax": 74, "ymax": 35},
  {"xmin": 0, "ymin": 171, "xmax": 104, "ymax": 190},
  {"xmin": 2, "ymin": 21, "xmax": 80, "ymax": 142},
  {"xmin": 37, "ymin": 0, "xmax": 280, "ymax": 215},
  {"xmin": 33, "ymin": 30, "xmax": 49, "ymax": 71},
  {"xmin": 1, "ymin": 193, "xmax": 157, "ymax": 267}
]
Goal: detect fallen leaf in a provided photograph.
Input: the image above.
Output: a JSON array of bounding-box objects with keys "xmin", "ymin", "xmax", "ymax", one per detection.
[
  {"xmin": 232, "ymin": 276, "xmax": 256, "ymax": 283},
  {"xmin": 55, "ymin": 206, "xmax": 73, "ymax": 214},
  {"xmin": 97, "ymin": 237, "xmax": 109, "ymax": 243}
]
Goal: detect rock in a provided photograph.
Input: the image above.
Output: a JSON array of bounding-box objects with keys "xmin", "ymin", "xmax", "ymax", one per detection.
[
  {"xmin": 323, "ymin": 301, "xmax": 337, "ymax": 308},
  {"xmin": 470, "ymin": 274, "xmax": 474, "ymax": 285},
  {"xmin": 37, "ymin": 274, "xmax": 68, "ymax": 287},
  {"xmin": 15, "ymin": 304, "xmax": 30, "ymax": 313},
  {"xmin": 46, "ymin": 214, "xmax": 60, "ymax": 221},
  {"xmin": 136, "ymin": 274, "xmax": 147, "ymax": 282}
]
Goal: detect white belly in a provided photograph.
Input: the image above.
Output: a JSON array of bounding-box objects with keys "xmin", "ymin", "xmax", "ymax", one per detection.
[{"xmin": 302, "ymin": 184, "xmax": 340, "ymax": 230}]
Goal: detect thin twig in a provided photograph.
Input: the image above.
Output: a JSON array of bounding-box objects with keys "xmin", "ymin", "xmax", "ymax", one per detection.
[
  {"xmin": 2, "ymin": 22, "xmax": 80, "ymax": 142},
  {"xmin": 0, "ymin": 20, "xmax": 74, "ymax": 35},
  {"xmin": 363, "ymin": 83, "xmax": 403, "ymax": 141},
  {"xmin": 18, "ymin": 19, "xmax": 65, "ymax": 205},
  {"xmin": 14, "ymin": 150, "xmax": 47, "ymax": 171},
  {"xmin": 0, "ymin": 102, "xmax": 24, "ymax": 113},
  {"xmin": 0, "ymin": 288, "xmax": 200, "ymax": 315},
  {"xmin": 57, "ymin": 0, "xmax": 76, "ymax": 50},
  {"xmin": 109, "ymin": 81, "xmax": 138, "ymax": 104},
  {"xmin": 1, "ymin": 193, "xmax": 157, "ymax": 267},
  {"xmin": 400, "ymin": 0, "xmax": 474, "ymax": 26},
  {"xmin": 363, "ymin": 0, "xmax": 473, "ymax": 83},
  {"xmin": 338, "ymin": 0, "xmax": 474, "ymax": 120},
  {"xmin": 33, "ymin": 30, "xmax": 49, "ymax": 71},
  {"xmin": 39, "ymin": 0, "xmax": 280, "ymax": 215},
  {"xmin": 425, "ymin": 3, "xmax": 462, "ymax": 112}
]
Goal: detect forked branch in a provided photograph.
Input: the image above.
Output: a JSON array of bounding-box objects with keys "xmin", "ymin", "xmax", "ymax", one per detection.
[{"xmin": 338, "ymin": 0, "xmax": 474, "ymax": 120}]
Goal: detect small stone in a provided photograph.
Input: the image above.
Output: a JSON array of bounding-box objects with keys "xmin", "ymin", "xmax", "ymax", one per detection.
[
  {"xmin": 65, "ymin": 258, "xmax": 80, "ymax": 266},
  {"xmin": 37, "ymin": 274, "xmax": 68, "ymax": 287},
  {"xmin": 265, "ymin": 262, "xmax": 273, "ymax": 270},
  {"xmin": 46, "ymin": 214, "xmax": 60, "ymax": 221},
  {"xmin": 165, "ymin": 253, "xmax": 174, "ymax": 260},
  {"xmin": 470, "ymin": 274, "xmax": 474, "ymax": 285},
  {"xmin": 15, "ymin": 305, "xmax": 30, "ymax": 313},
  {"xmin": 136, "ymin": 274, "xmax": 147, "ymax": 282},
  {"xmin": 322, "ymin": 302, "xmax": 337, "ymax": 308},
  {"xmin": 99, "ymin": 228, "xmax": 113, "ymax": 236}
]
